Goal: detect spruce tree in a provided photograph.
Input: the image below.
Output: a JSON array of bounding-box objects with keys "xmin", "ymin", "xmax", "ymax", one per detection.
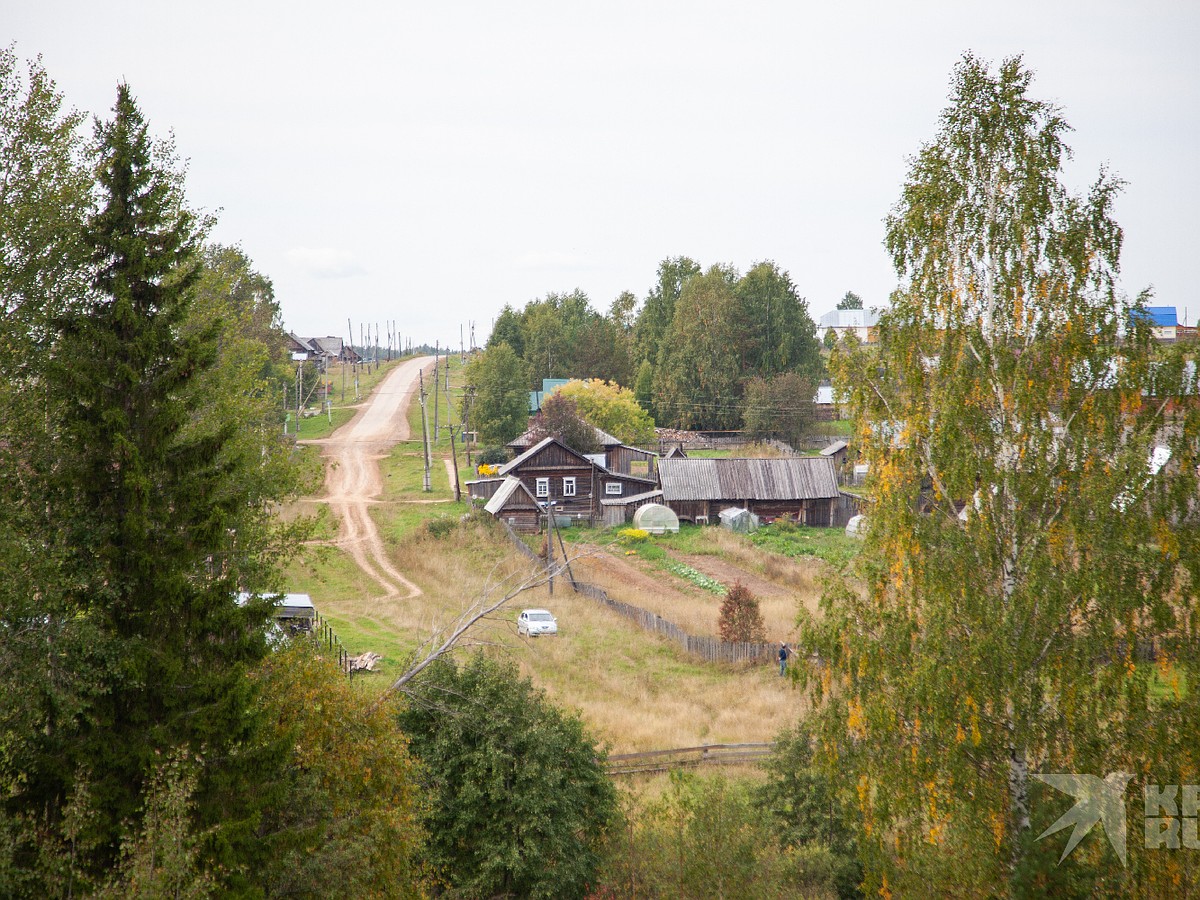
[{"xmin": 47, "ymin": 84, "xmax": 278, "ymax": 871}]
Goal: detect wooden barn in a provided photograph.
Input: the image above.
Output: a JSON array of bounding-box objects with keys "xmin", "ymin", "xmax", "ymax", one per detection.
[{"xmin": 656, "ymin": 456, "xmax": 841, "ymax": 525}]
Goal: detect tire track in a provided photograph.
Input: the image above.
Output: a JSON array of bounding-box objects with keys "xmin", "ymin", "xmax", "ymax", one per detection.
[{"xmin": 304, "ymin": 357, "xmax": 434, "ymax": 600}]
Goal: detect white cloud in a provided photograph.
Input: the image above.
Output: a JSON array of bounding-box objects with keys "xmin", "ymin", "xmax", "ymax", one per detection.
[{"xmin": 284, "ymin": 247, "xmax": 367, "ymax": 279}]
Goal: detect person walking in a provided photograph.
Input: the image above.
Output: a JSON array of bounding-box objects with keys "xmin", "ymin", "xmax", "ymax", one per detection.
[{"xmin": 778, "ymin": 642, "xmax": 790, "ymax": 677}]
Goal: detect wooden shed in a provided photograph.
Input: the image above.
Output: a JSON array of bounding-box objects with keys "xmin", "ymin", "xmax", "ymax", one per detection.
[
  {"xmin": 657, "ymin": 456, "xmax": 841, "ymax": 525},
  {"xmin": 483, "ymin": 477, "xmax": 543, "ymax": 533}
]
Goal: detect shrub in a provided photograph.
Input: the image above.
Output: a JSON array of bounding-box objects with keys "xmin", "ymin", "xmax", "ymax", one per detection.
[
  {"xmin": 718, "ymin": 581, "xmax": 766, "ymax": 643},
  {"xmin": 618, "ymin": 528, "xmax": 650, "ymax": 544},
  {"xmin": 426, "ymin": 517, "xmax": 456, "ymax": 539},
  {"xmin": 475, "ymin": 445, "xmax": 510, "ymax": 466}
]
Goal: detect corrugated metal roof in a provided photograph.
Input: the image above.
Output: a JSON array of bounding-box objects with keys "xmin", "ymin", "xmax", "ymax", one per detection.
[
  {"xmin": 600, "ymin": 488, "xmax": 663, "ymax": 507},
  {"xmin": 1145, "ymin": 306, "xmax": 1178, "ymax": 327},
  {"xmin": 657, "ymin": 457, "xmax": 839, "ymax": 502}
]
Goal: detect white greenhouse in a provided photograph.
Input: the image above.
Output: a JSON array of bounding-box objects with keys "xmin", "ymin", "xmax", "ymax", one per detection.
[{"xmin": 632, "ymin": 503, "xmax": 680, "ymax": 535}]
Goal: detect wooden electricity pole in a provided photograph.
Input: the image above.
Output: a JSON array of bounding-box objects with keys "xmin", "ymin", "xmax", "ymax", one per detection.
[{"xmin": 419, "ymin": 370, "xmax": 432, "ymax": 492}]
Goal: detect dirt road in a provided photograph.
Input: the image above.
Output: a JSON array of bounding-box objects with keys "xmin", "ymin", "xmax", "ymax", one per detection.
[{"xmin": 309, "ymin": 357, "xmax": 434, "ymax": 600}]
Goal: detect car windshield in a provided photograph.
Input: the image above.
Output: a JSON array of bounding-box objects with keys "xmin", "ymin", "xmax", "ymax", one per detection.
[{"xmin": 529, "ymin": 613, "xmax": 553, "ymax": 621}]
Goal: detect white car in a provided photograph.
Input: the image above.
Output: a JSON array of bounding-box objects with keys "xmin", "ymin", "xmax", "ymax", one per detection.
[{"xmin": 517, "ymin": 608, "xmax": 558, "ymax": 637}]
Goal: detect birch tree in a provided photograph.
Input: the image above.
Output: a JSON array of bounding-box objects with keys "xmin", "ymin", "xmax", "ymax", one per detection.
[{"xmin": 803, "ymin": 54, "xmax": 1200, "ymax": 895}]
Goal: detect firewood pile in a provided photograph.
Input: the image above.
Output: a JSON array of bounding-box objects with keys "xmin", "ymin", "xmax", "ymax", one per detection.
[{"xmin": 348, "ymin": 652, "xmax": 381, "ymax": 673}]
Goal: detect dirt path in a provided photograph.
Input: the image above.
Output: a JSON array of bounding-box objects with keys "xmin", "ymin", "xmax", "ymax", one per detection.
[{"xmin": 304, "ymin": 357, "xmax": 434, "ymax": 600}]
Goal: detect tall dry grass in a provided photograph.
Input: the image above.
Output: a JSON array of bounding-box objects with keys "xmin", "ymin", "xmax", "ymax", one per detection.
[{"xmin": 293, "ymin": 515, "xmax": 812, "ymax": 753}]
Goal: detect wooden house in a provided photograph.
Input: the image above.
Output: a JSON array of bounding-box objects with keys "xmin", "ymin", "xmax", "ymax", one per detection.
[
  {"xmin": 656, "ymin": 456, "xmax": 841, "ymax": 525},
  {"xmin": 470, "ymin": 436, "xmax": 658, "ymax": 528}
]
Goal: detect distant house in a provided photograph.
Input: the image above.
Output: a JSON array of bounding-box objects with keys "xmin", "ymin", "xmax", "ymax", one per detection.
[
  {"xmin": 286, "ymin": 333, "xmax": 361, "ymax": 365},
  {"xmin": 1142, "ymin": 307, "xmax": 1179, "ymax": 343},
  {"xmin": 528, "ymin": 378, "xmax": 571, "ymax": 413},
  {"xmin": 656, "ymin": 456, "xmax": 842, "ymax": 526},
  {"xmin": 470, "ymin": 435, "xmax": 657, "ymax": 528},
  {"xmin": 508, "ymin": 426, "xmax": 659, "ymax": 481},
  {"xmin": 819, "ymin": 308, "xmax": 880, "ymax": 344},
  {"xmin": 820, "ymin": 439, "xmax": 850, "ymax": 469}
]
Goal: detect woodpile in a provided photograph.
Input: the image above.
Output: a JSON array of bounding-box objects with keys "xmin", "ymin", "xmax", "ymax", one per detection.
[{"xmin": 349, "ymin": 652, "xmax": 381, "ymax": 672}]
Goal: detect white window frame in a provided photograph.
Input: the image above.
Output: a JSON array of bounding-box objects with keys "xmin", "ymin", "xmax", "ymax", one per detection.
[
  {"xmin": 535, "ymin": 477, "xmax": 550, "ymax": 498},
  {"xmin": 562, "ymin": 476, "xmax": 577, "ymax": 497},
  {"xmin": 605, "ymin": 481, "xmax": 623, "ymax": 496}
]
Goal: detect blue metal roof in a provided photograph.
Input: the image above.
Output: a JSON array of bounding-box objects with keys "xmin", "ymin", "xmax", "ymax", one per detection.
[{"xmin": 1144, "ymin": 306, "xmax": 1178, "ymax": 327}]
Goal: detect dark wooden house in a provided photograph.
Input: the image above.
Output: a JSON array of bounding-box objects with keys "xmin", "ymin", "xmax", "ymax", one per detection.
[{"xmin": 657, "ymin": 456, "xmax": 841, "ymax": 525}]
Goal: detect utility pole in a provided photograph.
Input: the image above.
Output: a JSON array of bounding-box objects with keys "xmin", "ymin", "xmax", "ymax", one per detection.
[
  {"xmin": 546, "ymin": 503, "xmax": 554, "ymax": 596},
  {"xmin": 463, "ymin": 387, "xmax": 475, "ymax": 470},
  {"xmin": 419, "ymin": 370, "xmax": 432, "ymax": 492},
  {"xmin": 449, "ymin": 425, "xmax": 462, "ymax": 502},
  {"xmin": 433, "ymin": 342, "xmax": 440, "ymax": 441}
]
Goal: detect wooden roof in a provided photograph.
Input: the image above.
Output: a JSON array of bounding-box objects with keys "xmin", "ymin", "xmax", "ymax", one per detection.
[
  {"xmin": 498, "ymin": 436, "xmax": 596, "ymax": 476},
  {"xmin": 484, "ymin": 476, "xmax": 540, "ymax": 514},
  {"xmin": 507, "ymin": 424, "xmax": 622, "ymax": 451},
  {"xmin": 657, "ymin": 457, "xmax": 839, "ymax": 502}
]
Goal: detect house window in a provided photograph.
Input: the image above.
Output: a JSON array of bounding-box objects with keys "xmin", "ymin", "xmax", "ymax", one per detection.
[
  {"xmin": 605, "ymin": 482, "xmax": 623, "ymax": 496},
  {"xmin": 562, "ymin": 477, "xmax": 577, "ymax": 497},
  {"xmin": 535, "ymin": 478, "xmax": 549, "ymax": 498}
]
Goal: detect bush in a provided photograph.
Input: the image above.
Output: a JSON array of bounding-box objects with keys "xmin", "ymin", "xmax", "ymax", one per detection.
[
  {"xmin": 398, "ymin": 655, "xmax": 617, "ymax": 899},
  {"xmin": 618, "ymin": 528, "xmax": 650, "ymax": 544},
  {"xmin": 718, "ymin": 581, "xmax": 766, "ymax": 643},
  {"xmin": 475, "ymin": 445, "xmax": 510, "ymax": 466},
  {"xmin": 425, "ymin": 517, "xmax": 455, "ymax": 539}
]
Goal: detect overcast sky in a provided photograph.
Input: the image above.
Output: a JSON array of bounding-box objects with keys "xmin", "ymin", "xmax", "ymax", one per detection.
[{"xmin": 9, "ymin": 1, "xmax": 1199, "ymax": 346}]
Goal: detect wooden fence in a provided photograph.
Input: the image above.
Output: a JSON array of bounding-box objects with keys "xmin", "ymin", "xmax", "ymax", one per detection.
[
  {"xmin": 605, "ymin": 742, "xmax": 775, "ymax": 776},
  {"xmin": 499, "ymin": 515, "xmax": 778, "ymax": 666},
  {"xmin": 571, "ymin": 582, "xmax": 776, "ymax": 664}
]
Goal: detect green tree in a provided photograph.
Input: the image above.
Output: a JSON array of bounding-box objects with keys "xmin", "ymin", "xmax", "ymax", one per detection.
[
  {"xmin": 742, "ymin": 371, "xmax": 819, "ymax": 449},
  {"xmin": 0, "ymin": 56, "xmax": 99, "ymax": 883},
  {"xmin": 463, "ymin": 341, "xmax": 530, "ymax": 444},
  {"xmin": 634, "ymin": 359, "xmax": 654, "ymax": 416},
  {"xmin": 757, "ymin": 725, "xmax": 862, "ymax": 899},
  {"xmin": 555, "ymin": 377, "xmax": 656, "ymax": 445},
  {"xmin": 487, "ymin": 303, "xmax": 525, "ymax": 357},
  {"xmin": 836, "ymin": 291, "xmax": 862, "ymax": 310},
  {"xmin": 601, "ymin": 771, "xmax": 845, "ymax": 899},
  {"xmin": 733, "ymin": 260, "xmax": 822, "ymax": 379},
  {"xmin": 527, "ymin": 392, "xmax": 601, "ymax": 454},
  {"xmin": 31, "ymin": 84, "xmax": 288, "ymax": 879},
  {"xmin": 805, "ymin": 54, "xmax": 1200, "ymax": 894},
  {"xmin": 655, "ymin": 264, "xmax": 743, "ymax": 429},
  {"xmin": 0, "ymin": 48, "xmax": 92, "ymax": 371},
  {"xmin": 633, "ymin": 255, "xmax": 701, "ymax": 372},
  {"xmin": 398, "ymin": 654, "xmax": 617, "ymax": 900}
]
